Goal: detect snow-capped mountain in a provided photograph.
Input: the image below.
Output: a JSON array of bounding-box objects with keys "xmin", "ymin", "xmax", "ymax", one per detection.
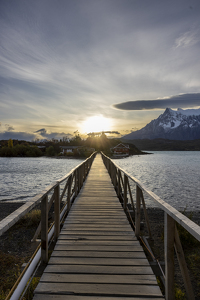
[{"xmin": 123, "ymin": 108, "xmax": 200, "ymax": 140}]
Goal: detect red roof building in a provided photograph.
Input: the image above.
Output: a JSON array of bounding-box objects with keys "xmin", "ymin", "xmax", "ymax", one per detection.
[{"xmin": 111, "ymin": 143, "xmax": 129, "ymax": 156}]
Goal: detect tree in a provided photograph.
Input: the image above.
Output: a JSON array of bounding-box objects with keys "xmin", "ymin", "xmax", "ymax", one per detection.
[
  {"xmin": 70, "ymin": 134, "xmax": 82, "ymax": 146},
  {"xmin": 46, "ymin": 146, "xmax": 55, "ymax": 156},
  {"xmin": 8, "ymin": 139, "xmax": 13, "ymax": 148}
]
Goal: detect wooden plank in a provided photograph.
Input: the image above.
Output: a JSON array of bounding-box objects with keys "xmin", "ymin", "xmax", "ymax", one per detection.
[
  {"xmin": 39, "ymin": 273, "xmax": 158, "ymax": 284},
  {"xmin": 64, "ymin": 220, "xmax": 130, "ymax": 224},
  {"xmin": 44, "ymin": 264, "xmax": 154, "ymax": 275},
  {"xmin": 60, "ymin": 230, "xmax": 134, "ymax": 235},
  {"xmin": 62, "ymin": 225, "xmax": 132, "ymax": 230},
  {"xmin": 67, "ymin": 212, "xmax": 126, "ymax": 216},
  {"xmin": 35, "ymin": 282, "xmax": 162, "ymax": 297},
  {"xmin": 34, "ymin": 296, "xmax": 164, "ymax": 300},
  {"xmin": 58, "ymin": 234, "xmax": 136, "ymax": 241},
  {"xmin": 54, "ymin": 244, "xmax": 142, "ymax": 252},
  {"xmin": 48, "ymin": 257, "xmax": 149, "ymax": 266},
  {"xmin": 56, "ymin": 240, "xmax": 138, "ymax": 246},
  {"xmin": 69, "ymin": 209, "xmax": 125, "ymax": 213},
  {"xmin": 51, "ymin": 251, "xmax": 146, "ymax": 258}
]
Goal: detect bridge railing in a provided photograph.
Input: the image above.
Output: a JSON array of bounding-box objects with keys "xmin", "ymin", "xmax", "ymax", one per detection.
[
  {"xmin": 101, "ymin": 152, "xmax": 200, "ymax": 300},
  {"xmin": 0, "ymin": 152, "xmax": 96, "ymax": 300}
]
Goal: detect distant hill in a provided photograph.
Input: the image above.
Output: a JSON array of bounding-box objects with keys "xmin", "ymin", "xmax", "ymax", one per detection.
[
  {"xmin": 123, "ymin": 108, "xmax": 200, "ymax": 141},
  {"xmin": 122, "ymin": 138, "xmax": 200, "ymax": 151}
]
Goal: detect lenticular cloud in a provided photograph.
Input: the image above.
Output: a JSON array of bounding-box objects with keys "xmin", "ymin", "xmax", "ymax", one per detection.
[{"xmin": 113, "ymin": 93, "xmax": 200, "ymax": 110}]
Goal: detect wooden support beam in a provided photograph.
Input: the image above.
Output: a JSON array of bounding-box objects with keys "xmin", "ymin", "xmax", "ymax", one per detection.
[
  {"xmin": 75, "ymin": 169, "xmax": 78, "ymax": 197},
  {"xmin": 41, "ymin": 195, "xmax": 48, "ymax": 264},
  {"xmin": 174, "ymin": 225, "xmax": 195, "ymax": 300},
  {"xmin": 32, "ymin": 192, "xmax": 55, "ymax": 242},
  {"xmin": 117, "ymin": 169, "xmax": 121, "ymax": 198},
  {"xmin": 127, "ymin": 180, "xmax": 135, "ymax": 212},
  {"xmin": 141, "ymin": 190, "xmax": 152, "ymax": 239},
  {"xmin": 164, "ymin": 213, "xmax": 175, "ymax": 300},
  {"xmin": 135, "ymin": 185, "xmax": 141, "ymax": 238},
  {"xmin": 54, "ymin": 184, "xmax": 60, "ymax": 242},
  {"xmin": 67, "ymin": 175, "xmax": 72, "ymax": 212},
  {"xmin": 123, "ymin": 174, "xmax": 128, "ymax": 211}
]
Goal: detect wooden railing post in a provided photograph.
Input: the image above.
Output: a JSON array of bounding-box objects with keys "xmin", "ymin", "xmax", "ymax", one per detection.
[
  {"xmin": 54, "ymin": 184, "xmax": 60, "ymax": 242},
  {"xmin": 78, "ymin": 166, "xmax": 81, "ymax": 192},
  {"xmin": 113, "ymin": 165, "xmax": 117, "ymax": 189},
  {"xmin": 135, "ymin": 185, "xmax": 141, "ymax": 237},
  {"xmin": 174, "ymin": 226, "xmax": 195, "ymax": 300},
  {"xmin": 80, "ymin": 165, "xmax": 83, "ymax": 188},
  {"xmin": 41, "ymin": 195, "xmax": 48, "ymax": 264},
  {"xmin": 108, "ymin": 160, "xmax": 111, "ymax": 176},
  {"xmin": 140, "ymin": 190, "xmax": 152, "ymax": 239},
  {"xmin": 124, "ymin": 174, "xmax": 128, "ymax": 211},
  {"xmin": 117, "ymin": 169, "xmax": 121, "ymax": 197},
  {"xmin": 75, "ymin": 169, "xmax": 78, "ymax": 197},
  {"xmin": 83, "ymin": 162, "xmax": 86, "ymax": 181},
  {"xmin": 111, "ymin": 163, "xmax": 114, "ymax": 184},
  {"xmin": 164, "ymin": 213, "xmax": 175, "ymax": 300},
  {"xmin": 67, "ymin": 175, "xmax": 72, "ymax": 212}
]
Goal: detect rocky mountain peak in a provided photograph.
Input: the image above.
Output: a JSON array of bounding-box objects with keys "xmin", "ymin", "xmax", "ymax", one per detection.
[{"xmin": 123, "ymin": 107, "xmax": 200, "ymax": 140}]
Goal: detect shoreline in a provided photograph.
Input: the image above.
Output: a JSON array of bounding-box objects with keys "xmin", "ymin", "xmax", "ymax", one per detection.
[
  {"xmin": 1, "ymin": 201, "xmax": 200, "ymax": 225},
  {"xmin": 0, "ymin": 202, "xmax": 25, "ymax": 222}
]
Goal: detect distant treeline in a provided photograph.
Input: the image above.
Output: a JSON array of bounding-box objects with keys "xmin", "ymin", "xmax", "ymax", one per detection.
[
  {"xmin": 0, "ymin": 134, "xmax": 143, "ymax": 157},
  {"xmin": 0, "ymin": 142, "xmax": 43, "ymax": 157},
  {"xmin": 123, "ymin": 138, "xmax": 200, "ymax": 151}
]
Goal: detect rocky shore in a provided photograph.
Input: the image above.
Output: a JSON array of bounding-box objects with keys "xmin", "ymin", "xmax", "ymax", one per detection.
[{"xmin": 0, "ymin": 202, "xmax": 24, "ymax": 221}]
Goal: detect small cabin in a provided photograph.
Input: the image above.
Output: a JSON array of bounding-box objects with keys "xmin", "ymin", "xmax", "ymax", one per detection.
[
  {"xmin": 60, "ymin": 146, "xmax": 80, "ymax": 154},
  {"xmin": 60, "ymin": 146, "xmax": 95, "ymax": 156},
  {"xmin": 111, "ymin": 143, "xmax": 129, "ymax": 157}
]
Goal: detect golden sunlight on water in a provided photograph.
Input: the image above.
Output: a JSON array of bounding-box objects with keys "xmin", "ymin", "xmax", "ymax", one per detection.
[{"xmin": 82, "ymin": 115, "xmax": 112, "ymax": 133}]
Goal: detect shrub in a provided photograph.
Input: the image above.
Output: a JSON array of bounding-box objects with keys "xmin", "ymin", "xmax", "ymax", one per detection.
[
  {"xmin": 46, "ymin": 146, "xmax": 55, "ymax": 156},
  {"xmin": 17, "ymin": 210, "xmax": 41, "ymax": 228}
]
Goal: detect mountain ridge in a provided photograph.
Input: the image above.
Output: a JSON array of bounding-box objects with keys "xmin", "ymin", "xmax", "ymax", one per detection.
[{"xmin": 123, "ymin": 108, "xmax": 200, "ymax": 140}]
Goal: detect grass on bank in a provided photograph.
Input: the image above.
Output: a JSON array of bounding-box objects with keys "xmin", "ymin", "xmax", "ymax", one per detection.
[{"xmin": 0, "ymin": 209, "xmax": 41, "ymax": 299}]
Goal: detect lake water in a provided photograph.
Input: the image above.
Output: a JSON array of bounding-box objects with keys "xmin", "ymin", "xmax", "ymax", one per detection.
[
  {"xmin": 0, "ymin": 157, "xmax": 83, "ymax": 202},
  {"xmin": 113, "ymin": 151, "xmax": 200, "ymax": 211},
  {"xmin": 0, "ymin": 152, "xmax": 200, "ymax": 211}
]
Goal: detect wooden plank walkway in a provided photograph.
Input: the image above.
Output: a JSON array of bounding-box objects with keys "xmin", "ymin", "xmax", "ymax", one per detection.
[{"xmin": 33, "ymin": 154, "xmax": 164, "ymax": 299}]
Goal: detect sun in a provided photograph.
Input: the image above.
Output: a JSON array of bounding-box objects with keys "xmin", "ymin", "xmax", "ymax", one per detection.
[{"xmin": 83, "ymin": 115, "xmax": 112, "ymax": 133}]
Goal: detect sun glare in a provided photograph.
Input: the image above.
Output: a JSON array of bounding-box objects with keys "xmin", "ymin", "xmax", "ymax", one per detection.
[{"xmin": 83, "ymin": 115, "xmax": 112, "ymax": 133}]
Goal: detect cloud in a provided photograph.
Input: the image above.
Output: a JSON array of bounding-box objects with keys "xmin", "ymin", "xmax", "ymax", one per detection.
[
  {"xmin": 1, "ymin": 1, "xmax": 200, "ymax": 133},
  {"xmin": 35, "ymin": 128, "xmax": 73, "ymax": 140},
  {"xmin": 104, "ymin": 131, "xmax": 120, "ymax": 135},
  {"xmin": 113, "ymin": 93, "xmax": 200, "ymax": 111},
  {"xmin": 87, "ymin": 131, "xmax": 120, "ymax": 136},
  {"xmin": 0, "ymin": 127, "xmax": 73, "ymax": 142},
  {"xmin": 175, "ymin": 27, "xmax": 200, "ymax": 48},
  {"xmin": 0, "ymin": 131, "xmax": 36, "ymax": 141},
  {"xmin": 35, "ymin": 128, "xmax": 47, "ymax": 135},
  {"xmin": 5, "ymin": 124, "xmax": 14, "ymax": 131}
]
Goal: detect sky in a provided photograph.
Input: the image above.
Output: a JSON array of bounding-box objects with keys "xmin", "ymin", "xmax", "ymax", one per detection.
[{"xmin": 0, "ymin": 0, "xmax": 200, "ymax": 141}]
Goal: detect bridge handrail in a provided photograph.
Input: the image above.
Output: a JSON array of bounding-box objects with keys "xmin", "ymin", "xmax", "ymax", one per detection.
[
  {"xmin": 0, "ymin": 152, "xmax": 96, "ymax": 237},
  {"xmin": 103, "ymin": 154, "xmax": 200, "ymax": 242},
  {"xmin": 1, "ymin": 152, "xmax": 96, "ymax": 300},
  {"xmin": 101, "ymin": 151, "xmax": 199, "ymax": 300}
]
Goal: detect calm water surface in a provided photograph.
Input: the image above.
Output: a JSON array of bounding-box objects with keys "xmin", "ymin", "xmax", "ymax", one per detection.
[
  {"xmin": 0, "ymin": 157, "xmax": 83, "ymax": 202},
  {"xmin": 113, "ymin": 151, "xmax": 200, "ymax": 211},
  {"xmin": 1, "ymin": 152, "xmax": 200, "ymax": 211}
]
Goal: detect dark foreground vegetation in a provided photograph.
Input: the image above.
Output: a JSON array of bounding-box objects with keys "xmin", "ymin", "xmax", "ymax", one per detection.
[
  {"xmin": 0, "ymin": 133, "xmax": 143, "ymax": 158},
  {"xmin": 133, "ymin": 208, "xmax": 200, "ymax": 300}
]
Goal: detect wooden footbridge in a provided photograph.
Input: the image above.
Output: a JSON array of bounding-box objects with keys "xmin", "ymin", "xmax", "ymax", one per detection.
[
  {"xmin": 1, "ymin": 152, "xmax": 200, "ymax": 300},
  {"xmin": 33, "ymin": 154, "xmax": 163, "ymax": 299}
]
